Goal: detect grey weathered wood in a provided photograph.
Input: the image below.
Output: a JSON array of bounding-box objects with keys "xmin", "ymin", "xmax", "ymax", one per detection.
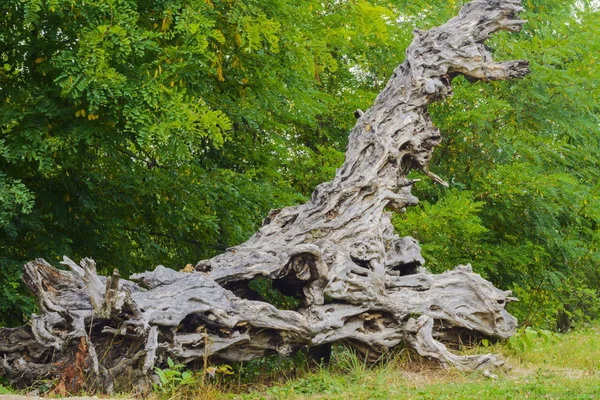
[{"xmin": 0, "ymin": 0, "xmax": 529, "ymax": 393}]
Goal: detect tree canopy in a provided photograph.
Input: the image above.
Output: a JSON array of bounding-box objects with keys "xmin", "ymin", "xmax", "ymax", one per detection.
[{"xmin": 1, "ymin": 0, "xmax": 599, "ymax": 329}]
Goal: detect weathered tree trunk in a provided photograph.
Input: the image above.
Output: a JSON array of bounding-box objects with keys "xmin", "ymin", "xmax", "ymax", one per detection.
[{"xmin": 0, "ymin": 0, "xmax": 529, "ymax": 393}]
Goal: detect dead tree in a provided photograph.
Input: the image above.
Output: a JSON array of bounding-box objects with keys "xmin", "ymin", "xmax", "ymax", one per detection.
[{"xmin": 0, "ymin": 0, "xmax": 529, "ymax": 393}]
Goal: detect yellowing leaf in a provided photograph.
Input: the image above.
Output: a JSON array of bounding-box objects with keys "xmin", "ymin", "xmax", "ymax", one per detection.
[
  {"xmin": 170, "ymin": 81, "xmax": 175, "ymax": 87},
  {"xmin": 161, "ymin": 16, "xmax": 172, "ymax": 31}
]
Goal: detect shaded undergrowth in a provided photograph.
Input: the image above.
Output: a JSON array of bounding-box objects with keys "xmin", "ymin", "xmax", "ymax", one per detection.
[{"xmin": 2, "ymin": 324, "xmax": 600, "ymax": 399}]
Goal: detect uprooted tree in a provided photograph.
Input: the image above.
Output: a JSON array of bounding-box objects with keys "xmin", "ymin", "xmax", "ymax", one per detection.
[{"xmin": 0, "ymin": 0, "xmax": 530, "ymax": 393}]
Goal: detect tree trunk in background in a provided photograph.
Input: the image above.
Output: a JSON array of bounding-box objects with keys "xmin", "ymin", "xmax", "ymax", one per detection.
[{"xmin": 0, "ymin": 0, "xmax": 529, "ymax": 393}]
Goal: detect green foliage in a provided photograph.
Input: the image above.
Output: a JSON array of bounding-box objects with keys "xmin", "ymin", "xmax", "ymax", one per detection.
[
  {"xmin": 248, "ymin": 277, "xmax": 301, "ymax": 310},
  {"xmin": 228, "ymin": 351, "xmax": 308, "ymax": 387},
  {"xmin": 392, "ymin": 190, "xmax": 488, "ymax": 274},
  {"xmin": 0, "ymin": 385, "xmax": 13, "ymax": 395},
  {"xmin": 508, "ymin": 327, "xmax": 560, "ymax": 353},
  {"xmin": 0, "ymin": 0, "xmax": 405, "ymax": 325},
  {"xmin": 153, "ymin": 357, "xmax": 196, "ymax": 396},
  {"xmin": 395, "ymin": 0, "xmax": 600, "ymax": 330},
  {"xmin": 153, "ymin": 357, "xmax": 232, "ymax": 399}
]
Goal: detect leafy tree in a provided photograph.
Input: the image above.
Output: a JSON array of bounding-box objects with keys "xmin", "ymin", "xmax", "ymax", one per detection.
[{"xmin": 0, "ymin": 0, "xmax": 405, "ymax": 325}]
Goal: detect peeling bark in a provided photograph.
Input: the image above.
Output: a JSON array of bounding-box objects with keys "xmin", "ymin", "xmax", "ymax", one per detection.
[{"xmin": 0, "ymin": 0, "xmax": 529, "ymax": 393}]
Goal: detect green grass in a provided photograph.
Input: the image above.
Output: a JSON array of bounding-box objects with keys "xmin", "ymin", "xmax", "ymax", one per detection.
[
  {"xmin": 230, "ymin": 361, "xmax": 600, "ymax": 400},
  {"xmin": 215, "ymin": 324, "xmax": 600, "ymax": 400}
]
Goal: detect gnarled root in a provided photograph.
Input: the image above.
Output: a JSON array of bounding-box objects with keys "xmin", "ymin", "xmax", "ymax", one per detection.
[{"xmin": 404, "ymin": 315, "xmax": 504, "ymax": 371}]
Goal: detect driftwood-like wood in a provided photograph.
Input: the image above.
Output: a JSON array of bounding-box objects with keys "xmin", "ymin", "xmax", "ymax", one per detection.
[{"xmin": 0, "ymin": 0, "xmax": 529, "ymax": 393}]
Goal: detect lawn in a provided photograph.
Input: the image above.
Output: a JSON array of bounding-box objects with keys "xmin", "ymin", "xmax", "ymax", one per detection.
[{"xmin": 221, "ymin": 324, "xmax": 600, "ymax": 400}]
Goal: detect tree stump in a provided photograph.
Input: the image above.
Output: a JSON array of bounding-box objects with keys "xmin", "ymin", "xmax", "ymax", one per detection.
[{"xmin": 0, "ymin": 0, "xmax": 529, "ymax": 393}]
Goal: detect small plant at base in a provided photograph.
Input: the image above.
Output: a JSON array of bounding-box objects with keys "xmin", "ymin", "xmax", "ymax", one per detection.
[
  {"xmin": 153, "ymin": 357, "xmax": 195, "ymax": 397},
  {"xmin": 508, "ymin": 327, "xmax": 560, "ymax": 353},
  {"xmin": 0, "ymin": 385, "xmax": 13, "ymax": 395}
]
